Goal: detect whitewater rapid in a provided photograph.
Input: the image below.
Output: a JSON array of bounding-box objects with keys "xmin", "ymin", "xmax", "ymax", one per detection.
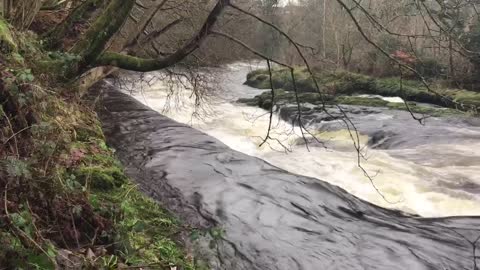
[{"xmin": 123, "ymin": 62, "xmax": 480, "ymax": 217}]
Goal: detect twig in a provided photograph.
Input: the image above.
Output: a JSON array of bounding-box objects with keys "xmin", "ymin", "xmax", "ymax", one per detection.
[
  {"xmin": 3, "ymin": 184, "xmax": 57, "ymax": 266},
  {"xmin": 2, "ymin": 126, "xmax": 32, "ymax": 145}
]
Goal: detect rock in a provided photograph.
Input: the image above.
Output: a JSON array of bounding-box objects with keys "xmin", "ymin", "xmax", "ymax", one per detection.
[
  {"xmin": 368, "ymin": 130, "xmax": 397, "ymax": 149},
  {"xmin": 0, "ymin": 18, "xmax": 17, "ymax": 54}
]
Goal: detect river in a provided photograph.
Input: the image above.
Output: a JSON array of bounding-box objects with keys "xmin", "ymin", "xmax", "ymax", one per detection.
[
  {"xmin": 123, "ymin": 62, "xmax": 480, "ymax": 218},
  {"xmin": 94, "ymin": 64, "xmax": 480, "ymax": 269}
]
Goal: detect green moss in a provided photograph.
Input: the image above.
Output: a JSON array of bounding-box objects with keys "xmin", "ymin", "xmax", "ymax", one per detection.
[
  {"xmin": 91, "ymin": 184, "xmax": 202, "ymax": 270},
  {"xmin": 0, "ymin": 223, "xmax": 57, "ymax": 270},
  {"xmin": 246, "ymin": 68, "xmax": 268, "ymax": 80},
  {"xmin": 332, "ymin": 96, "xmax": 463, "ymax": 117},
  {"xmin": 245, "ymin": 68, "xmax": 480, "ymax": 112},
  {"xmin": 238, "ymin": 88, "xmax": 329, "ymax": 110},
  {"xmin": 75, "ymin": 119, "xmax": 105, "ymax": 142},
  {"xmin": 240, "ymin": 89, "xmax": 463, "ymax": 117},
  {"xmin": 321, "ymin": 72, "xmax": 376, "ymax": 95},
  {"xmin": 373, "ymin": 79, "xmax": 437, "ymax": 104},
  {"xmin": 245, "ymin": 68, "xmax": 318, "ymax": 93},
  {"xmin": 73, "ymin": 166, "xmax": 127, "ymax": 190},
  {"xmin": 451, "ymin": 90, "xmax": 480, "ymax": 109},
  {"xmin": 0, "ymin": 18, "xmax": 17, "ymax": 53}
]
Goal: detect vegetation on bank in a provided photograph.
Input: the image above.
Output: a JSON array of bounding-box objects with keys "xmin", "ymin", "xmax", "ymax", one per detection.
[
  {"xmin": 0, "ymin": 17, "xmax": 202, "ymax": 270},
  {"xmin": 238, "ymin": 89, "xmax": 462, "ymax": 117},
  {"xmin": 243, "ymin": 68, "xmax": 480, "ymax": 114}
]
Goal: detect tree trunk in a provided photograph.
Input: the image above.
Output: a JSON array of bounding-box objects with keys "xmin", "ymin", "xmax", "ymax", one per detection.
[
  {"xmin": 3, "ymin": 0, "xmax": 11, "ymax": 18},
  {"xmin": 448, "ymin": 37, "xmax": 454, "ymax": 79},
  {"xmin": 44, "ymin": 0, "xmax": 105, "ymax": 49},
  {"xmin": 0, "ymin": 16, "xmax": 17, "ymax": 53},
  {"xmin": 71, "ymin": 0, "xmax": 136, "ymax": 72},
  {"xmin": 4, "ymin": 0, "xmax": 43, "ymax": 30},
  {"xmin": 322, "ymin": 0, "xmax": 327, "ymax": 58},
  {"xmin": 471, "ymin": 61, "xmax": 480, "ymax": 87}
]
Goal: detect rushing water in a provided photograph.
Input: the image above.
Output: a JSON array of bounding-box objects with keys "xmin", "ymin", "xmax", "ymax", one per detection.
[{"xmin": 124, "ymin": 62, "xmax": 480, "ymax": 218}]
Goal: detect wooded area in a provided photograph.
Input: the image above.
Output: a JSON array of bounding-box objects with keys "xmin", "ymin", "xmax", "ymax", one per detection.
[{"xmin": 1, "ymin": 0, "xmax": 479, "ymax": 86}]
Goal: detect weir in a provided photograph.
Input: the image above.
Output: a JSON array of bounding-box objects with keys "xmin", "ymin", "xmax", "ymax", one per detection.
[{"xmin": 93, "ymin": 78, "xmax": 480, "ymax": 269}]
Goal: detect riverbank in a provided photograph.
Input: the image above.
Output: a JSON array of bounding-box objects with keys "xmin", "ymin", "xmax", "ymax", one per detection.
[
  {"xmin": 0, "ymin": 20, "xmax": 200, "ymax": 269},
  {"xmin": 242, "ymin": 68, "xmax": 480, "ymax": 114}
]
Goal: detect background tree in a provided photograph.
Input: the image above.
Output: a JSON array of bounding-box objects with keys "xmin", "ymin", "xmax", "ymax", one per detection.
[{"xmin": 2, "ymin": 0, "xmax": 43, "ymax": 29}]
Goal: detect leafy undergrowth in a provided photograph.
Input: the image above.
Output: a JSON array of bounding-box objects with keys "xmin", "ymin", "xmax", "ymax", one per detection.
[
  {"xmin": 0, "ymin": 18, "xmax": 202, "ymax": 270},
  {"xmin": 244, "ymin": 68, "xmax": 480, "ymax": 114}
]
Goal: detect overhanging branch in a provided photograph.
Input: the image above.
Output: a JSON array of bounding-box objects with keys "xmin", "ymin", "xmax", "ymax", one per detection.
[{"xmin": 93, "ymin": 0, "xmax": 230, "ymax": 72}]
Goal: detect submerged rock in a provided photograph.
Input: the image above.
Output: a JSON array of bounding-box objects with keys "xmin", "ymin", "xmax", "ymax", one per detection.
[{"xmin": 93, "ymin": 82, "xmax": 480, "ymax": 270}]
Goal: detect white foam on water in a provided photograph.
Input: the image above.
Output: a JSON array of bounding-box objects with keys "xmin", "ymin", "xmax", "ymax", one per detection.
[
  {"xmin": 356, "ymin": 94, "xmax": 405, "ymax": 103},
  {"xmin": 127, "ymin": 63, "xmax": 480, "ymax": 218}
]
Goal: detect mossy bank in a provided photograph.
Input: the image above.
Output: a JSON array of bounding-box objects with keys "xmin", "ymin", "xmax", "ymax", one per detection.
[{"xmin": 0, "ymin": 17, "xmax": 204, "ymax": 269}]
